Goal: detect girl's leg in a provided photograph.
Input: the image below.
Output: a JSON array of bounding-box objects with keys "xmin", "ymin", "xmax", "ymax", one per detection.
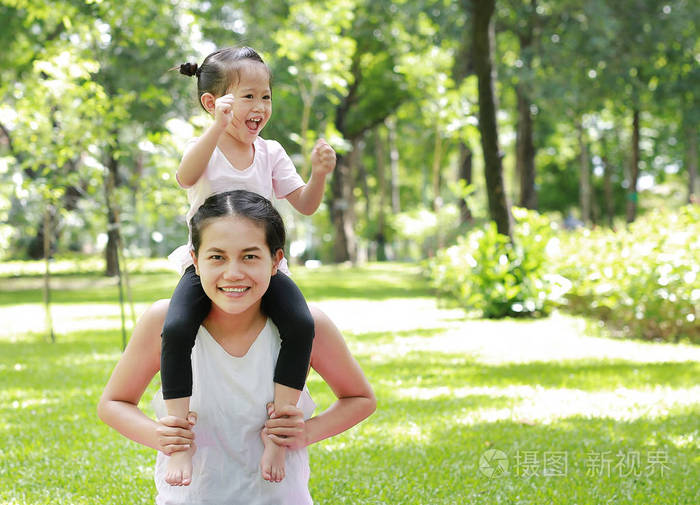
[
  {"xmin": 161, "ymin": 265, "xmax": 211, "ymax": 486},
  {"xmin": 259, "ymin": 271, "xmax": 314, "ymax": 482}
]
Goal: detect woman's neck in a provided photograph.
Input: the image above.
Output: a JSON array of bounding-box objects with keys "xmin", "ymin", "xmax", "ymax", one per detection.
[{"xmin": 203, "ymin": 303, "xmax": 266, "ymax": 342}]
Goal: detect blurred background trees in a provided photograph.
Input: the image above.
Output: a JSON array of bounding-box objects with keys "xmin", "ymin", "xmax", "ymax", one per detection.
[{"xmin": 1, "ymin": 0, "xmax": 698, "ymax": 339}]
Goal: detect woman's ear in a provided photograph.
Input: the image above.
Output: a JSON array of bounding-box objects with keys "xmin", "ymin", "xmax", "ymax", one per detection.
[
  {"xmin": 190, "ymin": 250, "xmax": 200, "ymax": 276},
  {"xmin": 271, "ymin": 249, "xmax": 284, "ymax": 276},
  {"xmin": 200, "ymin": 93, "xmax": 216, "ymax": 114}
]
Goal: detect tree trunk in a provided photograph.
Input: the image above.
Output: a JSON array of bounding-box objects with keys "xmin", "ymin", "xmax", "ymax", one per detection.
[
  {"xmin": 453, "ymin": 2, "xmax": 474, "ymax": 225},
  {"xmin": 329, "ymin": 154, "xmax": 356, "ymax": 263},
  {"xmin": 103, "ymin": 148, "xmax": 129, "ymax": 346},
  {"xmin": 375, "ymin": 126, "xmax": 388, "ymax": 261},
  {"xmin": 353, "ymin": 138, "xmax": 371, "ymax": 218},
  {"xmin": 626, "ymin": 108, "xmax": 640, "ymax": 223},
  {"xmin": 516, "ymin": 86, "xmax": 537, "ymax": 209},
  {"xmin": 515, "ymin": 1, "xmax": 537, "ymax": 210},
  {"xmin": 602, "ymin": 155, "xmax": 615, "ymax": 229},
  {"xmin": 686, "ymin": 123, "xmax": 699, "ymax": 204},
  {"xmin": 104, "ymin": 149, "xmax": 121, "ymax": 277},
  {"xmin": 431, "ymin": 125, "xmax": 443, "ymax": 212},
  {"xmin": 472, "ymin": 0, "xmax": 512, "ymax": 238},
  {"xmin": 458, "ymin": 142, "xmax": 474, "ymax": 224},
  {"xmin": 43, "ymin": 204, "xmax": 55, "ymax": 343},
  {"xmin": 386, "ymin": 117, "xmax": 401, "ymax": 214},
  {"xmin": 28, "ymin": 205, "xmax": 59, "ymax": 260},
  {"xmin": 578, "ymin": 120, "xmax": 591, "ymax": 225},
  {"xmin": 330, "ymin": 53, "xmax": 360, "ymax": 263}
]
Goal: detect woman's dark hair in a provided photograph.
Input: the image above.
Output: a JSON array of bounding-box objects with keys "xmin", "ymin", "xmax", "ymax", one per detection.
[
  {"xmin": 190, "ymin": 190, "xmax": 285, "ymax": 256},
  {"xmin": 177, "ymin": 46, "xmax": 270, "ymax": 112}
]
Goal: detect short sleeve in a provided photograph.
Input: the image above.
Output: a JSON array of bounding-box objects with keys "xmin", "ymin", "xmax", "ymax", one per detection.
[{"xmin": 268, "ymin": 140, "xmax": 305, "ymax": 199}]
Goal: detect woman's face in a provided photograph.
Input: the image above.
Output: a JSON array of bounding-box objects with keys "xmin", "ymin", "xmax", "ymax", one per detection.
[{"xmin": 192, "ymin": 215, "xmax": 283, "ymax": 316}]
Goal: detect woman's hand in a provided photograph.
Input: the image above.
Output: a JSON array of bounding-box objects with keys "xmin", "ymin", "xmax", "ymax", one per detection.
[
  {"xmin": 155, "ymin": 411, "xmax": 197, "ymax": 455},
  {"xmin": 264, "ymin": 403, "xmax": 308, "ymax": 451}
]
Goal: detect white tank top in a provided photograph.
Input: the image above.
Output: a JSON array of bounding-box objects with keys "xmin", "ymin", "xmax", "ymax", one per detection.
[{"xmin": 152, "ymin": 320, "xmax": 315, "ymax": 505}]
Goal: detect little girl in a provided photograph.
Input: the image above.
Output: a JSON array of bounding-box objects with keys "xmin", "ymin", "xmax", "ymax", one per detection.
[{"xmin": 162, "ymin": 46, "xmax": 335, "ymax": 487}]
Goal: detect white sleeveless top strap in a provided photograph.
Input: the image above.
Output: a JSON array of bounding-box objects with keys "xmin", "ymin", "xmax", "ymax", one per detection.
[{"xmin": 152, "ymin": 320, "xmax": 315, "ymax": 505}]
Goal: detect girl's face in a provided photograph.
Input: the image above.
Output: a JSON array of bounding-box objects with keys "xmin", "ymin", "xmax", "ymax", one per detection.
[
  {"xmin": 192, "ymin": 215, "xmax": 283, "ymax": 317},
  {"xmin": 224, "ymin": 62, "xmax": 272, "ymax": 144}
]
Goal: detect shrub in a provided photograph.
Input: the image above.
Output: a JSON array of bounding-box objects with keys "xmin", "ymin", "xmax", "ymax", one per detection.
[
  {"xmin": 553, "ymin": 205, "xmax": 700, "ymax": 343},
  {"xmin": 426, "ymin": 208, "xmax": 570, "ymax": 318},
  {"xmin": 427, "ymin": 205, "xmax": 699, "ymax": 343}
]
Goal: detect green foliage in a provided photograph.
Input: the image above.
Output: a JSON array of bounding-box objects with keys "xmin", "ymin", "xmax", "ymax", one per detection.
[
  {"xmin": 2, "ymin": 0, "xmax": 699, "ymax": 265},
  {"xmin": 553, "ymin": 205, "xmax": 700, "ymax": 343},
  {"xmin": 430, "ymin": 205, "xmax": 699, "ymax": 343},
  {"xmin": 427, "ymin": 208, "xmax": 569, "ymax": 318}
]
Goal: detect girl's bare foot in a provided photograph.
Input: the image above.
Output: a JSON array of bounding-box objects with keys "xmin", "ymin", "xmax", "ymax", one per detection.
[
  {"xmin": 260, "ymin": 428, "xmax": 285, "ymax": 483},
  {"xmin": 164, "ymin": 442, "xmax": 196, "ymax": 486}
]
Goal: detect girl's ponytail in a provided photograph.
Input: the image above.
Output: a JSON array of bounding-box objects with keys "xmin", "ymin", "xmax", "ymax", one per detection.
[{"xmin": 178, "ymin": 62, "xmax": 200, "ymax": 77}]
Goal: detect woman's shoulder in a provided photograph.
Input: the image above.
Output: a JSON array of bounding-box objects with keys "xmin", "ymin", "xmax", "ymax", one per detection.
[
  {"xmin": 137, "ymin": 299, "xmax": 171, "ymax": 333},
  {"xmin": 119, "ymin": 299, "xmax": 171, "ymax": 364}
]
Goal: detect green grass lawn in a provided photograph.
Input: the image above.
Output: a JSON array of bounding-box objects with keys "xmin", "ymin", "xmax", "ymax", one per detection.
[{"xmin": 1, "ymin": 262, "xmax": 698, "ymax": 504}]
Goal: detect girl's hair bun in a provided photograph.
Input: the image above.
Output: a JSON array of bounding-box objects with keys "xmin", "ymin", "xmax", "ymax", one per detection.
[{"xmin": 179, "ymin": 62, "xmax": 199, "ymax": 77}]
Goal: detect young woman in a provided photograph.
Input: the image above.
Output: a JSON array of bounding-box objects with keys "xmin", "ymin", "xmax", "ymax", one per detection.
[{"xmin": 98, "ymin": 190, "xmax": 375, "ymax": 504}]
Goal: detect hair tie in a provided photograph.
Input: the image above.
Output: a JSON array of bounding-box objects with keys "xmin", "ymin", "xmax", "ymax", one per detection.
[{"xmin": 179, "ymin": 62, "xmax": 199, "ymax": 77}]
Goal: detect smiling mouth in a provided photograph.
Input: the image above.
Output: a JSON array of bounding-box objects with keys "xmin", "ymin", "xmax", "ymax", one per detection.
[
  {"xmin": 245, "ymin": 118, "xmax": 262, "ymax": 131},
  {"xmin": 219, "ymin": 287, "xmax": 249, "ymax": 293}
]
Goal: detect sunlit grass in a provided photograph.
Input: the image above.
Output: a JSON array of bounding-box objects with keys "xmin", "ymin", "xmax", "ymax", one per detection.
[{"xmin": 0, "ymin": 261, "xmax": 698, "ymax": 504}]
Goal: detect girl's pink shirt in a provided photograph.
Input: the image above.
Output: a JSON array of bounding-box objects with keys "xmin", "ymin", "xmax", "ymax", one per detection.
[{"xmin": 168, "ymin": 136, "xmax": 304, "ymax": 275}]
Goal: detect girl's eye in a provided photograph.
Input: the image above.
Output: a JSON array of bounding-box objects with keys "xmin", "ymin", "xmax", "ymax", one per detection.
[
  {"xmin": 263, "ymin": 94, "xmax": 271, "ymax": 100},
  {"xmin": 243, "ymin": 94, "xmax": 254, "ymax": 99}
]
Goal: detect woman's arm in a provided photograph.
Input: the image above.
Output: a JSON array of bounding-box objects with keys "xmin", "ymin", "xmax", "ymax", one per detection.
[
  {"xmin": 266, "ymin": 305, "xmax": 376, "ymax": 448},
  {"xmin": 98, "ymin": 300, "xmax": 194, "ymax": 453}
]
